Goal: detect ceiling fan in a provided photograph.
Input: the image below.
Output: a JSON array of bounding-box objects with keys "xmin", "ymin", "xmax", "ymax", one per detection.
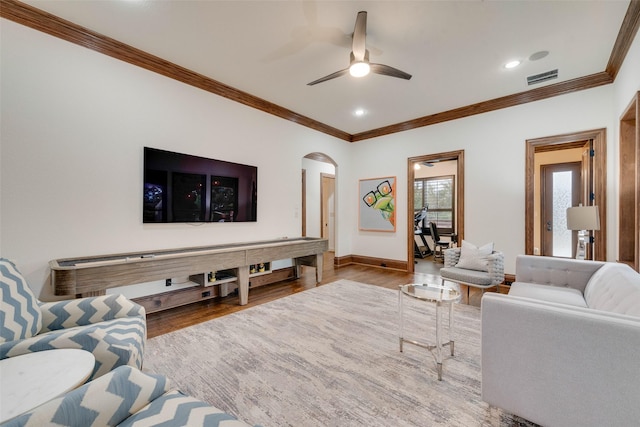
[{"xmin": 307, "ymin": 11, "xmax": 412, "ymax": 86}]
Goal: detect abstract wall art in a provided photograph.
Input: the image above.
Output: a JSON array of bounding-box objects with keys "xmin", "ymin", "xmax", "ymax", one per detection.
[{"xmin": 359, "ymin": 177, "xmax": 396, "ymax": 232}]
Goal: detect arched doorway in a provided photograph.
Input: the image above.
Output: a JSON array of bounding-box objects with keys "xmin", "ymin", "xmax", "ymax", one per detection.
[{"xmin": 302, "ymin": 153, "xmax": 337, "ymax": 252}]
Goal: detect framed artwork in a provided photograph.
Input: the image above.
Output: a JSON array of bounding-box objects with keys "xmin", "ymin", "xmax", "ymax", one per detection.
[{"xmin": 359, "ymin": 176, "xmax": 396, "ymax": 232}]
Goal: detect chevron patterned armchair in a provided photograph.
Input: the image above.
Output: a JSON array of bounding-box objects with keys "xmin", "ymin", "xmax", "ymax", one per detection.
[
  {"xmin": 3, "ymin": 365, "xmax": 257, "ymax": 427},
  {"xmin": 0, "ymin": 258, "xmax": 146, "ymax": 381}
]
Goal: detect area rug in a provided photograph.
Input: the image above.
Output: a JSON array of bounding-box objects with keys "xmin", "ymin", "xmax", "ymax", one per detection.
[{"xmin": 144, "ymin": 280, "xmax": 536, "ymax": 426}]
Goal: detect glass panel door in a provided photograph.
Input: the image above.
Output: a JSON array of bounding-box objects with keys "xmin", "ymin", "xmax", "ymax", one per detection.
[{"xmin": 541, "ymin": 163, "xmax": 581, "ymax": 257}]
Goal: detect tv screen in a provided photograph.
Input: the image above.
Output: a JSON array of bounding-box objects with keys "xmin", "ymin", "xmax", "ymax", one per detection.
[{"xmin": 143, "ymin": 147, "xmax": 257, "ymax": 223}]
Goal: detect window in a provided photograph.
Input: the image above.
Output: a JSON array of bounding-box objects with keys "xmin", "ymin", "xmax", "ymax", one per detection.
[{"xmin": 414, "ymin": 175, "xmax": 455, "ymax": 233}]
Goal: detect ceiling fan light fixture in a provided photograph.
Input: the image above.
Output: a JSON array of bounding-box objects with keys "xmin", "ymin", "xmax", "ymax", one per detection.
[{"xmin": 349, "ymin": 61, "xmax": 370, "ymax": 77}]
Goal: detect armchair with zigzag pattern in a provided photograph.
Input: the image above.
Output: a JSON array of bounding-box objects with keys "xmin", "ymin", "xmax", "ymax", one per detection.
[{"xmin": 0, "ymin": 258, "xmax": 146, "ymax": 381}]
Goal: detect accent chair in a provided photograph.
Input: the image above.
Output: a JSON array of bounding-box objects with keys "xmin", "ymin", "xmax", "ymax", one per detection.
[
  {"xmin": 0, "ymin": 258, "xmax": 146, "ymax": 381},
  {"xmin": 439, "ymin": 243, "xmax": 505, "ymax": 303}
]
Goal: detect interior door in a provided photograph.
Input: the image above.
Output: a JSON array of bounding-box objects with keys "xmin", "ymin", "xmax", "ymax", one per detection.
[
  {"xmin": 541, "ymin": 162, "xmax": 581, "ymax": 257},
  {"xmin": 321, "ymin": 174, "xmax": 335, "ymax": 251},
  {"xmin": 301, "ymin": 169, "xmax": 307, "ymax": 237}
]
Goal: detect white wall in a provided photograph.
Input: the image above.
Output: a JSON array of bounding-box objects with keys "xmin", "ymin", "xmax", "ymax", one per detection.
[
  {"xmin": 613, "ymin": 31, "xmax": 640, "ymax": 116},
  {"xmin": 347, "ymin": 86, "xmax": 616, "ymax": 273},
  {"xmin": 345, "ymin": 31, "xmax": 639, "ymax": 273},
  {"xmin": 2, "ymin": 18, "xmax": 638, "ymax": 298},
  {"xmin": 0, "ymin": 20, "xmax": 349, "ymax": 298}
]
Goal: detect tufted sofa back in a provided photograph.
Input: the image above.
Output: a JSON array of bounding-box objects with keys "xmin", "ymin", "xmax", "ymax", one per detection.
[
  {"xmin": 515, "ymin": 255, "xmax": 605, "ymax": 293},
  {"xmin": 584, "ymin": 263, "xmax": 640, "ymax": 317}
]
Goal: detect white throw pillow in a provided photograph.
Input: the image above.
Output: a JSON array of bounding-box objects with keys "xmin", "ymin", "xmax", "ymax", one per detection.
[{"xmin": 455, "ymin": 240, "xmax": 494, "ymax": 272}]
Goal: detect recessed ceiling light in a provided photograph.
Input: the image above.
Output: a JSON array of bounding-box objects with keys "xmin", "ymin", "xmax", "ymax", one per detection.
[
  {"xmin": 504, "ymin": 60, "xmax": 521, "ymax": 69},
  {"xmin": 354, "ymin": 108, "xmax": 366, "ymax": 117}
]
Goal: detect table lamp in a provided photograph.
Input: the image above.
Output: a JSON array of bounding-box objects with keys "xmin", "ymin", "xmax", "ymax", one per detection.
[{"xmin": 566, "ymin": 205, "xmax": 600, "ymax": 260}]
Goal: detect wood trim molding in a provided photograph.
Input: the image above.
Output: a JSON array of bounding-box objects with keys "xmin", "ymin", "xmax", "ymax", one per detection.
[
  {"xmin": 334, "ymin": 254, "xmax": 408, "ymax": 271},
  {"xmin": 618, "ymin": 91, "xmax": 640, "ymax": 271},
  {"xmin": 2, "ymin": 0, "xmax": 638, "ymax": 142},
  {"xmin": 0, "ymin": 0, "xmax": 351, "ymax": 142},
  {"xmin": 352, "ymin": 72, "xmax": 613, "ymax": 142},
  {"xmin": 606, "ymin": 0, "xmax": 640, "ymax": 79},
  {"xmin": 525, "ymin": 129, "xmax": 607, "ymax": 261},
  {"xmin": 407, "ymin": 151, "xmax": 464, "ymax": 272}
]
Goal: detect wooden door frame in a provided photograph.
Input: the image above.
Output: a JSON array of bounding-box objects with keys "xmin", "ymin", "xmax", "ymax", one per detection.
[
  {"xmin": 407, "ymin": 150, "xmax": 465, "ymax": 272},
  {"xmin": 320, "ymin": 173, "xmax": 335, "ymax": 247},
  {"xmin": 301, "ymin": 169, "xmax": 307, "ymax": 237},
  {"xmin": 525, "ymin": 129, "xmax": 607, "ymax": 261},
  {"xmin": 618, "ymin": 91, "xmax": 639, "ymax": 271}
]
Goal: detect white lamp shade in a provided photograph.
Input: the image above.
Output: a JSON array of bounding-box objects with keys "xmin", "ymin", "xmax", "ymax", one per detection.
[{"xmin": 566, "ymin": 205, "xmax": 600, "ymax": 230}]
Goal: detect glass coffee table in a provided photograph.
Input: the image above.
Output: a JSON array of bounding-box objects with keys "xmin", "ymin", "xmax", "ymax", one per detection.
[{"xmin": 398, "ymin": 283, "xmax": 460, "ymax": 380}]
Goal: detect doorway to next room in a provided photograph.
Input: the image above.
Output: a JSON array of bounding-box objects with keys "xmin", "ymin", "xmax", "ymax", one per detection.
[{"xmin": 408, "ymin": 151, "xmax": 465, "ymax": 274}]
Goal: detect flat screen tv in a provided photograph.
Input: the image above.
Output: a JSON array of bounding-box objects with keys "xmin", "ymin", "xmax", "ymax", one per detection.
[{"xmin": 143, "ymin": 147, "xmax": 257, "ymax": 223}]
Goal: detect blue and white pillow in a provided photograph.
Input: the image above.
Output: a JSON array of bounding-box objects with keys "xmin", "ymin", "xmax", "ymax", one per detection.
[{"xmin": 0, "ymin": 258, "xmax": 42, "ymax": 344}]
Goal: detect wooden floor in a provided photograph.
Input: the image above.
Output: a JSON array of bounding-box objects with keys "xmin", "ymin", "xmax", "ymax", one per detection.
[{"xmin": 146, "ymin": 252, "xmax": 498, "ymax": 338}]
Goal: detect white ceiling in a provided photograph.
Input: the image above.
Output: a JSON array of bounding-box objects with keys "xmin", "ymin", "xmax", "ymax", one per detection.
[{"xmin": 21, "ymin": 0, "xmax": 631, "ymax": 135}]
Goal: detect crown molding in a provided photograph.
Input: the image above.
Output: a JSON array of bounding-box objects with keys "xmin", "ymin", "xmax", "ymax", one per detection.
[
  {"xmin": 0, "ymin": 0, "xmax": 352, "ymax": 142},
  {"xmin": 2, "ymin": 0, "xmax": 638, "ymax": 143}
]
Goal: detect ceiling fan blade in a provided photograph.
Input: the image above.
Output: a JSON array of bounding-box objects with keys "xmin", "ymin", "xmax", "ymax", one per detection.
[
  {"xmin": 352, "ymin": 11, "xmax": 367, "ymax": 61},
  {"xmin": 370, "ymin": 63, "xmax": 412, "ymax": 80},
  {"xmin": 307, "ymin": 68, "xmax": 349, "ymax": 86}
]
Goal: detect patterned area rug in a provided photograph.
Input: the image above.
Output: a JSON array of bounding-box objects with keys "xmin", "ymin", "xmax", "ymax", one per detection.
[{"xmin": 144, "ymin": 280, "xmax": 536, "ymax": 426}]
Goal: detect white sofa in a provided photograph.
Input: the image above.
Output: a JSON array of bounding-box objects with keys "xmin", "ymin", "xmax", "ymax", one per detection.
[{"xmin": 481, "ymin": 255, "xmax": 640, "ymax": 427}]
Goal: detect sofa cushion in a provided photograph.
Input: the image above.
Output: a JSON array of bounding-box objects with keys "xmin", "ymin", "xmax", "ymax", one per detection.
[
  {"xmin": 1, "ymin": 315, "xmax": 146, "ymax": 380},
  {"xmin": 120, "ymin": 390, "xmax": 254, "ymax": 427},
  {"xmin": 441, "ymin": 266, "xmax": 493, "ymax": 286},
  {"xmin": 584, "ymin": 263, "xmax": 640, "ymax": 317},
  {"xmin": 455, "ymin": 240, "xmax": 494, "ymax": 272},
  {"xmin": 508, "ymin": 282, "xmax": 588, "ymax": 308},
  {"xmin": 3, "ymin": 365, "xmax": 170, "ymax": 427},
  {"xmin": 0, "ymin": 258, "xmax": 42, "ymax": 343}
]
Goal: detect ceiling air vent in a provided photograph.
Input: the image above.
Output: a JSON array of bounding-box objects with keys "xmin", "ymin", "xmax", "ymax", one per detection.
[{"xmin": 527, "ymin": 69, "xmax": 558, "ymax": 86}]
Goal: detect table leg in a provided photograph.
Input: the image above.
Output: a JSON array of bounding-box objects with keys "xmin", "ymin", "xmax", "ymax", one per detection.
[
  {"xmin": 315, "ymin": 253, "xmax": 323, "ymax": 283},
  {"xmin": 449, "ymin": 301, "xmax": 455, "ymax": 356},
  {"xmin": 398, "ymin": 286, "xmax": 404, "ymax": 352},
  {"xmin": 435, "ymin": 301, "xmax": 443, "ymax": 381},
  {"xmin": 237, "ymin": 266, "xmax": 249, "ymax": 306}
]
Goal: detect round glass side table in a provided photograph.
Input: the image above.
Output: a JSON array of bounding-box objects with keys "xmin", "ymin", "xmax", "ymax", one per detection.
[{"xmin": 398, "ymin": 283, "xmax": 460, "ymax": 380}]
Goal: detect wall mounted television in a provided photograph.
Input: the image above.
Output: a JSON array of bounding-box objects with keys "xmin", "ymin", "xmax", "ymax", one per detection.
[{"xmin": 143, "ymin": 147, "xmax": 257, "ymax": 223}]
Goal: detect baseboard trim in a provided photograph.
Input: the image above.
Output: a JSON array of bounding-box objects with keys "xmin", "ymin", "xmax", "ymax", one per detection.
[
  {"xmin": 334, "ymin": 254, "xmax": 408, "ymax": 271},
  {"xmin": 335, "ymin": 255, "xmax": 516, "ymax": 284}
]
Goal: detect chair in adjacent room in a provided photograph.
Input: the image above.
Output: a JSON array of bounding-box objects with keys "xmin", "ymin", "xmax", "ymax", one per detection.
[
  {"xmin": 429, "ymin": 222, "xmax": 450, "ymax": 262},
  {"xmin": 440, "ymin": 242, "xmax": 505, "ymax": 304},
  {"xmin": 414, "ymin": 208, "xmax": 432, "ymax": 259},
  {"xmin": 0, "ymin": 258, "xmax": 147, "ymax": 381}
]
